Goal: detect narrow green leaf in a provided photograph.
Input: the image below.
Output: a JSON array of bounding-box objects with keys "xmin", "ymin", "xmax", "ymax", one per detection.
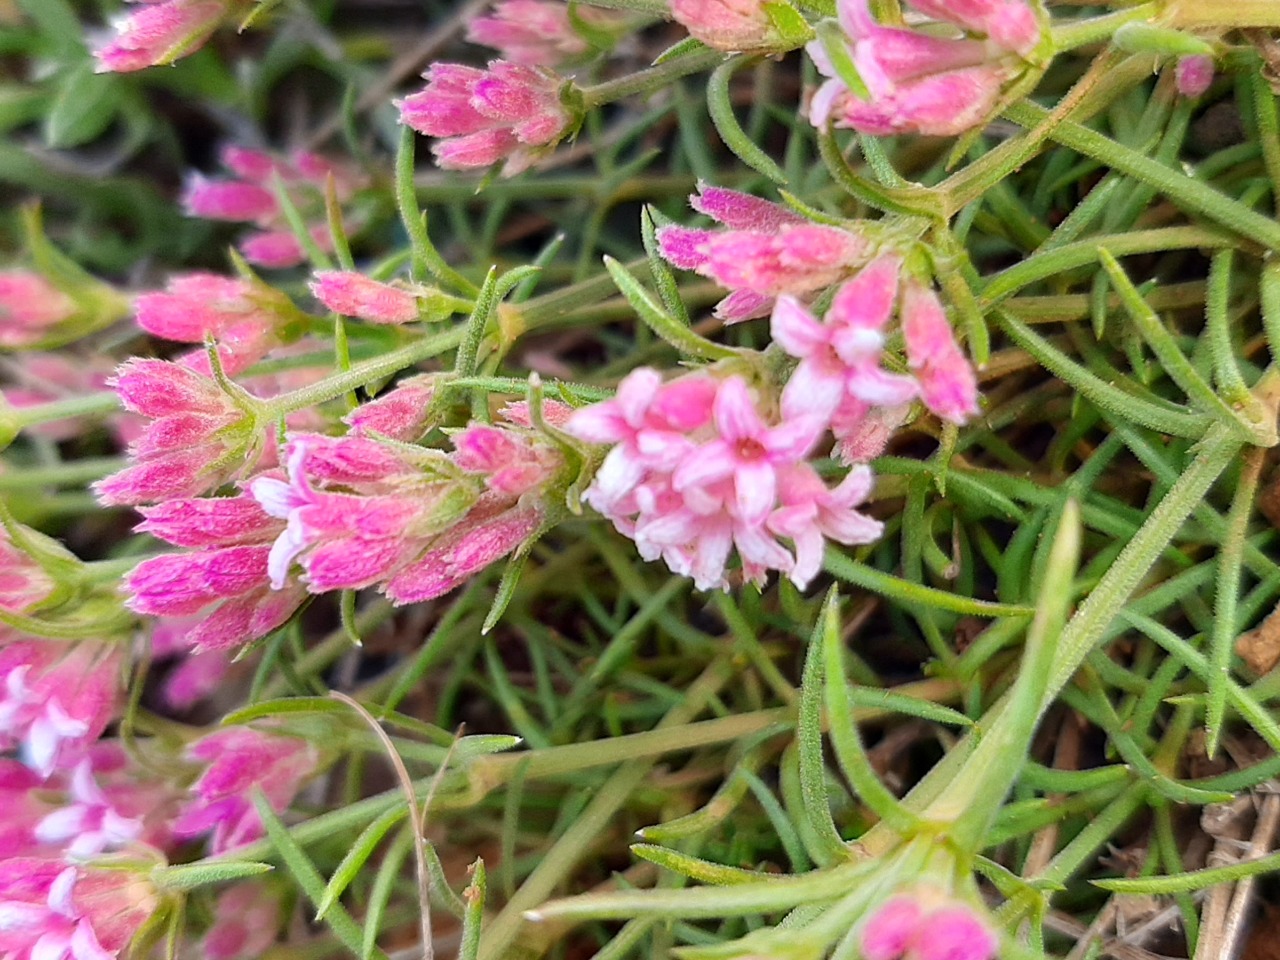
[
  {"xmin": 824, "ymin": 548, "xmax": 1034, "ymax": 618},
  {"xmin": 631, "ymin": 844, "xmax": 781, "ymax": 886},
  {"xmin": 316, "ymin": 805, "xmax": 407, "ymax": 920},
  {"xmin": 1094, "ymin": 849, "xmax": 1280, "ymax": 894},
  {"xmin": 707, "ymin": 58, "xmax": 788, "ymax": 185},
  {"xmin": 44, "ymin": 62, "xmax": 120, "ymax": 149},
  {"xmin": 458, "ymin": 859, "xmax": 486, "ymax": 960},
  {"xmin": 153, "ymin": 861, "xmax": 273, "ymax": 892},
  {"xmin": 604, "ymin": 256, "xmax": 738, "ymax": 360},
  {"xmin": 640, "ymin": 206, "xmax": 691, "ymax": 324}
]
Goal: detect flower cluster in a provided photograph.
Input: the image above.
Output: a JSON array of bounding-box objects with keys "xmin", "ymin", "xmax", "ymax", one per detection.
[
  {"xmin": 808, "ymin": 0, "xmax": 1039, "ymax": 137},
  {"xmin": 399, "ymin": 61, "xmax": 571, "ymax": 173},
  {"xmin": 568, "ymin": 234, "xmax": 978, "ymax": 591},
  {"xmin": 248, "ymin": 405, "xmax": 563, "ymax": 604},
  {"xmin": 658, "ymin": 185, "xmax": 872, "ymax": 322},
  {"xmin": 181, "ymin": 146, "xmax": 363, "ymax": 269}
]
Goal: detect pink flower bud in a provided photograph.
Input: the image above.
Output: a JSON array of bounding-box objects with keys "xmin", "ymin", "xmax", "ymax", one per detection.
[
  {"xmin": 236, "ymin": 225, "xmax": 334, "ymax": 270},
  {"xmin": 383, "ymin": 498, "xmax": 544, "ymax": 604},
  {"xmin": 901, "ymin": 280, "xmax": 979, "ymax": 424},
  {"xmin": 309, "ymin": 271, "xmax": 419, "ymax": 324},
  {"xmin": 915, "ymin": 905, "xmax": 1000, "ymax": 960},
  {"xmin": 861, "ymin": 896, "xmax": 924, "ymax": 960},
  {"xmin": 399, "ymin": 61, "xmax": 571, "ymax": 174},
  {"xmin": 906, "ymin": 0, "xmax": 1039, "ymax": 56},
  {"xmin": 174, "ymin": 727, "xmax": 318, "ymax": 853},
  {"xmin": 671, "ymin": 0, "xmax": 781, "ymax": 52},
  {"xmin": 181, "ymin": 175, "xmax": 278, "ymax": 223},
  {"xmin": 467, "ymin": 0, "xmax": 615, "ymax": 66},
  {"xmin": 1175, "ymin": 55, "xmax": 1214, "ymax": 97},
  {"xmin": 94, "ymin": 360, "xmax": 254, "ymax": 505},
  {"xmin": 811, "ymin": 63, "xmax": 1009, "ymax": 137},
  {"xmin": 93, "ymin": 0, "xmax": 230, "ymax": 72},
  {"xmin": 343, "ymin": 375, "xmax": 438, "ymax": 441},
  {"xmin": 0, "ymin": 272, "xmax": 77, "ymax": 349},
  {"xmin": 219, "ymin": 146, "xmax": 280, "ymax": 181}
]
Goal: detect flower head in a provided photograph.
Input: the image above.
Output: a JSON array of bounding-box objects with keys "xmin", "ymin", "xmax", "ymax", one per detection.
[{"xmin": 399, "ymin": 61, "xmax": 571, "ymax": 174}]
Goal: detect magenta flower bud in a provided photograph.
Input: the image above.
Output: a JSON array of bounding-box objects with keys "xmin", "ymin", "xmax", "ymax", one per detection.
[
  {"xmin": 398, "ymin": 61, "xmax": 571, "ymax": 174},
  {"xmin": 93, "ymin": 0, "xmax": 230, "ymax": 72},
  {"xmin": 901, "ymin": 280, "xmax": 979, "ymax": 424},
  {"xmin": 0, "ymin": 272, "xmax": 77, "ymax": 349},
  {"xmin": 173, "ymin": 727, "xmax": 318, "ymax": 853},
  {"xmin": 658, "ymin": 184, "xmax": 870, "ymax": 322},
  {"xmin": 237, "ymin": 225, "xmax": 333, "ymax": 270},
  {"xmin": 0, "ymin": 640, "xmax": 122, "ymax": 777},
  {"xmin": 467, "ymin": 0, "xmax": 619, "ymax": 66},
  {"xmin": 915, "ymin": 905, "xmax": 1000, "ymax": 960},
  {"xmin": 383, "ymin": 498, "xmax": 544, "ymax": 604},
  {"xmin": 181, "ymin": 175, "xmax": 278, "ymax": 223},
  {"xmin": 861, "ymin": 896, "xmax": 924, "ymax": 960},
  {"xmin": 811, "ymin": 62, "xmax": 1009, "ymax": 137},
  {"xmin": 1175, "ymin": 55, "xmax": 1214, "ymax": 97},
  {"xmin": 452, "ymin": 423, "xmax": 561, "ymax": 496},
  {"xmin": 343, "ymin": 375, "xmax": 439, "ymax": 441},
  {"xmin": 671, "ymin": 0, "xmax": 782, "ymax": 52},
  {"xmin": 93, "ymin": 359, "xmax": 255, "ymax": 505},
  {"xmin": 219, "ymin": 146, "xmax": 280, "ymax": 181},
  {"xmin": 309, "ymin": 271, "xmax": 419, "ymax": 324}
]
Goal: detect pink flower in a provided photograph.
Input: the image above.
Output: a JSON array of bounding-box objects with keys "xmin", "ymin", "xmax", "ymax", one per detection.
[
  {"xmin": 173, "ymin": 728, "xmax": 318, "ymax": 853},
  {"xmin": 93, "ymin": 360, "xmax": 257, "ymax": 506},
  {"xmin": 181, "ymin": 176, "xmax": 278, "ymax": 223},
  {"xmin": 0, "ymin": 273, "xmax": 76, "ymax": 349},
  {"xmin": 93, "ymin": 0, "xmax": 230, "ymax": 72},
  {"xmin": 807, "ymin": 0, "xmax": 1023, "ymax": 137},
  {"xmin": 149, "ymin": 623, "xmax": 233, "ymax": 711},
  {"xmin": 767, "ymin": 464, "xmax": 882, "ymax": 587},
  {"xmin": 0, "ymin": 859, "xmax": 155, "ymax": 960},
  {"xmin": 0, "ymin": 640, "xmax": 121, "ymax": 778},
  {"xmin": 124, "ymin": 495, "xmax": 306, "ymax": 651},
  {"xmin": 772, "ymin": 254, "xmax": 918, "ymax": 419},
  {"xmin": 309, "ymin": 272, "xmax": 419, "ymax": 325},
  {"xmin": 238, "ymin": 226, "xmax": 333, "ymax": 270},
  {"xmin": 248, "ymin": 435, "xmax": 478, "ymax": 594},
  {"xmin": 568, "ymin": 370, "xmax": 872, "ymax": 591},
  {"xmin": 670, "ymin": 0, "xmax": 782, "ymax": 52},
  {"xmin": 382, "ymin": 497, "xmax": 544, "ymax": 604},
  {"xmin": 134, "ymin": 273, "xmax": 290, "ymax": 376},
  {"xmin": 1175, "ymin": 55, "xmax": 1214, "ymax": 97},
  {"xmin": 452, "ymin": 424, "xmax": 561, "ymax": 496},
  {"xmin": 901, "ymin": 280, "xmax": 979, "ymax": 424},
  {"xmin": 673, "ymin": 376, "xmax": 823, "ymax": 525},
  {"xmin": 201, "ymin": 883, "xmax": 280, "ymax": 960},
  {"xmin": 467, "ymin": 1, "xmax": 617, "ymax": 66},
  {"xmin": 343, "ymin": 375, "xmax": 438, "ymax": 441},
  {"xmin": 567, "ymin": 367, "xmax": 716, "ymax": 512},
  {"xmin": 906, "ymin": 0, "xmax": 1039, "ymax": 57},
  {"xmin": 399, "ymin": 61, "xmax": 571, "ymax": 174},
  {"xmin": 0, "ymin": 762, "xmax": 48, "ymax": 857},
  {"xmin": 860, "ymin": 895, "xmax": 998, "ymax": 960},
  {"xmin": 33, "ymin": 762, "xmax": 143, "ymax": 858},
  {"xmin": 658, "ymin": 185, "xmax": 870, "ymax": 322}
]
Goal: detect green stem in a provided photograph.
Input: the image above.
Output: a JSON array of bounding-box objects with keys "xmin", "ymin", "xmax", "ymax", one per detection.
[
  {"xmin": 0, "ymin": 457, "xmax": 123, "ymax": 490},
  {"xmin": 264, "ymin": 327, "xmax": 464, "ymax": 417},
  {"xmin": 1048, "ymin": 4, "xmax": 1158, "ymax": 53},
  {"xmin": 10, "ymin": 391, "xmax": 120, "ymax": 428},
  {"xmin": 580, "ymin": 49, "xmax": 727, "ymax": 108}
]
